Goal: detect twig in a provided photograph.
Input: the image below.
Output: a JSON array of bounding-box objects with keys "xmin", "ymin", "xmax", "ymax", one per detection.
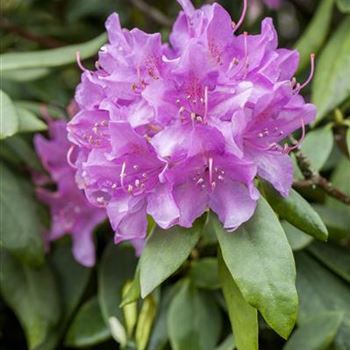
[
  {"xmin": 292, "ymin": 147, "xmax": 350, "ymax": 206},
  {"xmin": 130, "ymin": 0, "xmax": 172, "ymax": 27},
  {"xmin": 0, "ymin": 17, "xmax": 63, "ymax": 48}
]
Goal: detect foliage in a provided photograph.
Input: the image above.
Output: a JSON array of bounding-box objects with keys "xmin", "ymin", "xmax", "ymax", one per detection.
[{"xmin": 1, "ymin": 1, "xmax": 350, "ymax": 350}]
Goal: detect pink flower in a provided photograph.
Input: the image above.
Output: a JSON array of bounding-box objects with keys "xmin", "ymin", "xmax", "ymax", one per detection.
[{"xmin": 34, "ymin": 120, "xmax": 106, "ymax": 267}]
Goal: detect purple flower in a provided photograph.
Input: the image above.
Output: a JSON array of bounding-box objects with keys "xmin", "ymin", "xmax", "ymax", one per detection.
[
  {"xmin": 68, "ymin": 0, "xmax": 316, "ymax": 246},
  {"xmin": 263, "ymin": 0, "xmax": 283, "ymax": 9},
  {"xmin": 34, "ymin": 120, "xmax": 106, "ymax": 267}
]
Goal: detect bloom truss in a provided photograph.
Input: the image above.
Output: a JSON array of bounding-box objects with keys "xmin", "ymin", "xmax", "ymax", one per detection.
[{"xmin": 67, "ymin": 0, "xmax": 316, "ymax": 246}]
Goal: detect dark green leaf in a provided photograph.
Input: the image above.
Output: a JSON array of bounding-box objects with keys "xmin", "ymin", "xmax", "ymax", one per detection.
[
  {"xmin": 0, "ymin": 89, "xmax": 19, "ymax": 139},
  {"xmin": 261, "ymin": 182, "xmax": 328, "ymax": 241},
  {"xmin": 0, "ymin": 33, "xmax": 107, "ymax": 71},
  {"xmin": 308, "ymin": 242, "xmax": 350, "ymax": 283},
  {"xmin": 33, "ymin": 242, "xmax": 93, "ymax": 350},
  {"xmin": 148, "ymin": 283, "xmax": 182, "ymax": 350},
  {"xmin": 214, "ymin": 198, "xmax": 298, "ymax": 339},
  {"xmin": 312, "ymin": 16, "xmax": 350, "ymax": 122},
  {"xmin": 296, "ymin": 252, "xmax": 350, "ymax": 349},
  {"xmin": 50, "ymin": 243, "xmax": 91, "ymax": 322},
  {"xmin": 215, "ymin": 334, "xmax": 235, "ymax": 350},
  {"xmin": 167, "ymin": 280, "xmax": 222, "ymax": 350},
  {"xmin": 218, "ymin": 251, "xmax": 258, "ymax": 350},
  {"xmin": 284, "ymin": 312, "xmax": 344, "ymax": 350},
  {"xmin": 295, "ymin": 0, "xmax": 334, "ymax": 72},
  {"xmin": 0, "ymin": 163, "xmax": 45, "ymax": 266},
  {"xmin": 337, "ymin": 0, "xmax": 350, "ymax": 12},
  {"xmin": 140, "ymin": 222, "xmax": 202, "ymax": 298},
  {"xmin": 300, "ymin": 126, "xmax": 334, "ymax": 171},
  {"xmin": 65, "ymin": 297, "xmax": 110, "ymax": 348},
  {"xmin": 189, "ymin": 258, "xmax": 220, "ymax": 290},
  {"xmin": 282, "ymin": 221, "xmax": 313, "ymax": 251},
  {"xmin": 347, "ymin": 127, "xmax": 350, "ymax": 155},
  {"xmin": 313, "ymin": 204, "xmax": 350, "ymax": 239},
  {"xmin": 327, "ymin": 157, "xmax": 350, "ymax": 209},
  {"xmin": 98, "ymin": 243, "xmax": 137, "ymax": 343},
  {"xmin": 0, "ymin": 251, "xmax": 61, "ymax": 349},
  {"xmin": 2, "ymin": 135, "xmax": 43, "ymax": 171}
]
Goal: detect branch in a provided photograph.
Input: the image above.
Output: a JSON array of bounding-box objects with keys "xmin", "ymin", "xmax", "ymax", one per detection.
[
  {"xmin": 130, "ymin": 0, "xmax": 172, "ymax": 27},
  {"xmin": 292, "ymin": 147, "xmax": 350, "ymax": 206},
  {"xmin": 0, "ymin": 17, "xmax": 63, "ymax": 48}
]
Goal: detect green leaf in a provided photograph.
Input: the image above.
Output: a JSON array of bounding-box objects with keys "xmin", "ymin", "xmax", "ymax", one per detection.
[
  {"xmin": 189, "ymin": 258, "xmax": 220, "ymax": 290},
  {"xmin": 261, "ymin": 183, "xmax": 328, "ymax": 241},
  {"xmin": 295, "ymin": 0, "xmax": 334, "ymax": 72},
  {"xmin": 284, "ymin": 312, "xmax": 344, "ymax": 350},
  {"xmin": 140, "ymin": 222, "xmax": 202, "ymax": 298},
  {"xmin": 33, "ymin": 242, "xmax": 93, "ymax": 350},
  {"xmin": 98, "ymin": 243, "xmax": 137, "ymax": 339},
  {"xmin": 282, "ymin": 221, "xmax": 313, "ymax": 251},
  {"xmin": 300, "ymin": 126, "xmax": 334, "ymax": 171},
  {"xmin": 2, "ymin": 68, "xmax": 50, "ymax": 82},
  {"xmin": 0, "ymin": 251, "xmax": 61, "ymax": 349},
  {"xmin": 218, "ymin": 251, "xmax": 258, "ymax": 350},
  {"xmin": 308, "ymin": 242, "xmax": 350, "ymax": 283},
  {"xmin": 313, "ymin": 204, "xmax": 350, "ymax": 239},
  {"xmin": 0, "ymin": 89, "xmax": 19, "ymax": 139},
  {"xmin": 336, "ymin": 0, "xmax": 350, "ymax": 12},
  {"xmin": 167, "ymin": 280, "xmax": 222, "ymax": 350},
  {"xmin": 347, "ymin": 127, "xmax": 350, "ymax": 155},
  {"xmin": 214, "ymin": 197, "xmax": 298, "ymax": 339},
  {"xmin": 215, "ymin": 334, "xmax": 236, "ymax": 350},
  {"xmin": 16, "ymin": 105, "xmax": 47, "ymax": 133},
  {"xmin": 0, "ymin": 33, "xmax": 107, "ymax": 71},
  {"xmin": 135, "ymin": 295, "xmax": 157, "ymax": 350},
  {"xmin": 16, "ymin": 101, "xmax": 63, "ymax": 119},
  {"xmin": 148, "ymin": 283, "xmax": 182, "ymax": 350},
  {"xmin": 312, "ymin": 16, "xmax": 350, "ymax": 123},
  {"xmin": 0, "ymin": 163, "xmax": 45, "ymax": 266},
  {"xmin": 65, "ymin": 297, "xmax": 110, "ymax": 348},
  {"xmin": 296, "ymin": 252, "xmax": 350, "ymax": 349},
  {"xmin": 327, "ymin": 157, "xmax": 350, "ymax": 208},
  {"xmin": 50, "ymin": 243, "xmax": 91, "ymax": 322},
  {"xmin": 2, "ymin": 135, "xmax": 43, "ymax": 171}
]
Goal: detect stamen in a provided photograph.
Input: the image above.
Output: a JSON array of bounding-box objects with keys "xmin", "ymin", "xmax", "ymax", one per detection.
[
  {"xmin": 298, "ymin": 53, "xmax": 315, "ymax": 91},
  {"xmin": 208, "ymin": 157, "xmax": 213, "ymax": 186},
  {"xmin": 196, "ymin": 178, "xmax": 204, "ymax": 185},
  {"xmin": 76, "ymin": 52, "xmax": 87, "ymax": 72},
  {"xmin": 243, "ymin": 32, "xmax": 249, "ymax": 77},
  {"xmin": 120, "ymin": 161, "xmax": 126, "ymax": 189},
  {"xmin": 283, "ymin": 119, "xmax": 306, "ymax": 154},
  {"xmin": 233, "ymin": 0, "xmax": 248, "ymax": 33},
  {"xmin": 67, "ymin": 145, "xmax": 77, "ymax": 169},
  {"xmin": 204, "ymin": 86, "xmax": 208, "ymax": 121}
]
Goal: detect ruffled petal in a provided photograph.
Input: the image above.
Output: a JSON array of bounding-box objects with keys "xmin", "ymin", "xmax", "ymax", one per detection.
[
  {"xmin": 210, "ymin": 180, "xmax": 258, "ymax": 230},
  {"xmin": 147, "ymin": 184, "xmax": 180, "ymax": 229}
]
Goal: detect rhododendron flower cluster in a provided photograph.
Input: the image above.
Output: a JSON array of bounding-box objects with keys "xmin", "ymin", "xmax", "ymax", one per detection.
[
  {"xmin": 67, "ymin": 0, "xmax": 316, "ymax": 246},
  {"xmin": 34, "ymin": 119, "xmax": 106, "ymax": 267}
]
